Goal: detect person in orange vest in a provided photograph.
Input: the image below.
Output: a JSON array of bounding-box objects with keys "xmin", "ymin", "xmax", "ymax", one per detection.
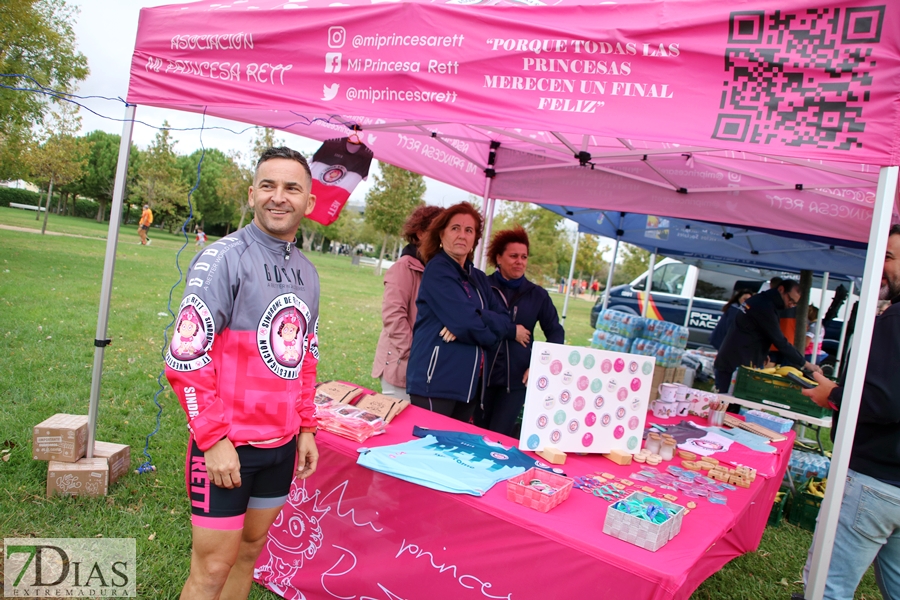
[{"xmin": 138, "ymin": 204, "xmax": 153, "ymax": 245}]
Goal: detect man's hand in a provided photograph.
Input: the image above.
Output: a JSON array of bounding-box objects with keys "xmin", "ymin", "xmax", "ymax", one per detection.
[
  {"xmin": 296, "ymin": 432, "xmax": 319, "ymax": 480},
  {"xmin": 439, "ymin": 327, "xmax": 457, "ymax": 343},
  {"xmin": 804, "ymin": 361, "xmax": 824, "ymax": 375},
  {"xmin": 515, "ymin": 325, "xmax": 531, "ymax": 347},
  {"xmin": 205, "ymin": 438, "xmax": 242, "ymax": 489},
  {"xmin": 802, "ymin": 371, "xmax": 838, "ymax": 408},
  {"xmin": 522, "ymin": 368, "xmax": 530, "ymax": 385}
]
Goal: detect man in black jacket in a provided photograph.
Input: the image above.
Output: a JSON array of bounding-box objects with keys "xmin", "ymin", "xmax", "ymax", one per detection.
[
  {"xmin": 713, "ymin": 279, "xmax": 822, "ymax": 394},
  {"xmin": 797, "ymin": 225, "xmax": 900, "ymax": 600}
]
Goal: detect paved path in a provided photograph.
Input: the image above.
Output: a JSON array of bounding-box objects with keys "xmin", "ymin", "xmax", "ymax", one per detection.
[{"xmin": 0, "ymin": 224, "xmax": 105, "ymax": 240}]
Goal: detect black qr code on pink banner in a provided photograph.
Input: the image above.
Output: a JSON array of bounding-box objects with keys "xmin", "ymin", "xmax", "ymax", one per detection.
[{"xmin": 713, "ymin": 6, "xmax": 885, "ymax": 151}]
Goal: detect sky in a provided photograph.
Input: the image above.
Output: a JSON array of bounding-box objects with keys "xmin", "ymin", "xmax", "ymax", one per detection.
[{"xmin": 68, "ymin": 0, "xmax": 475, "ymax": 208}]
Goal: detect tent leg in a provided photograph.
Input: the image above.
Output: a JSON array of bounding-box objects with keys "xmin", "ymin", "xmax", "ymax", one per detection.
[
  {"xmin": 475, "ymin": 177, "xmax": 493, "ymax": 270},
  {"xmin": 641, "ymin": 250, "xmax": 657, "ymax": 318},
  {"xmin": 86, "ymin": 104, "xmax": 136, "ymax": 458},
  {"xmin": 805, "ymin": 166, "xmax": 898, "ymax": 600},
  {"xmin": 834, "ymin": 280, "xmax": 855, "ymax": 375},
  {"xmin": 810, "ymin": 272, "xmax": 829, "ymax": 365},
  {"xmin": 561, "ymin": 232, "xmax": 580, "ymax": 326},
  {"xmin": 683, "ymin": 295, "xmax": 695, "ymax": 328},
  {"xmin": 601, "ymin": 213, "xmax": 625, "ymax": 312}
]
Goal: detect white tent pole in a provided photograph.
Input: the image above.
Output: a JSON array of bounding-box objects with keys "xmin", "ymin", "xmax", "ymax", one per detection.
[
  {"xmin": 86, "ymin": 104, "xmax": 137, "ymax": 458},
  {"xmin": 480, "ymin": 196, "xmax": 496, "ymax": 272},
  {"xmin": 561, "ymin": 232, "xmax": 579, "ymax": 324},
  {"xmin": 475, "ymin": 173, "xmax": 494, "ymax": 270},
  {"xmin": 601, "ymin": 213, "xmax": 625, "ymax": 311},
  {"xmin": 806, "ymin": 165, "xmax": 898, "ymax": 600},
  {"xmin": 642, "ymin": 250, "xmax": 658, "ymax": 318},
  {"xmin": 810, "ymin": 272, "xmax": 829, "ymax": 365},
  {"xmin": 834, "ymin": 280, "xmax": 855, "ymax": 375},
  {"xmin": 683, "ymin": 295, "xmax": 695, "ymax": 327}
]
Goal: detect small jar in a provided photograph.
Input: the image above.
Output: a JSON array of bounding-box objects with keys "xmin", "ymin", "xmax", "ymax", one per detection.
[
  {"xmin": 660, "ymin": 439, "xmax": 677, "ymax": 461},
  {"xmin": 645, "ymin": 432, "xmax": 662, "ymax": 454}
]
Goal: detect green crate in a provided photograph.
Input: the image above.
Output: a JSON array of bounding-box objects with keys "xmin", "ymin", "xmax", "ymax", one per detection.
[
  {"xmin": 767, "ymin": 487, "xmax": 791, "ymax": 527},
  {"xmin": 787, "ymin": 478, "xmax": 825, "ymax": 532},
  {"xmin": 733, "ymin": 367, "xmax": 831, "ymax": 419}
]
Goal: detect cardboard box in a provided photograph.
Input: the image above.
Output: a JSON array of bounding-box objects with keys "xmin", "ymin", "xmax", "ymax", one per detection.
[
  {"xmin": 92, "ymin": 441, "xmax": 130, "ymax": 484},
  {"xmin": 650, "ymin": 366, "xmax": 667, "ymax": 401},
  {"xmin": 354, "ymin": 393, "xmax": 410, "ymax": 424},
  {"xmin": 314, "ymin": 381, "xmax": 367, "ymax": 405},
  {"xmin": 663, "ymin": 367, "xmax": 676, "ymax": 384},
  {"xmin": 47, "ymin": 458, "xmax": 109, "ymax": 497},
  {"xmin": 33, "ymin": 414, "xmax": 88, "ymax": 462},
  {"xmin": 674, "ymin": 366, "xmax": 687, "ymax": 385}
]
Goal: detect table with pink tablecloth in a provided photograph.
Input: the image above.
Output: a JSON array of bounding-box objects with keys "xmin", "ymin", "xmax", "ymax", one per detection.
[{"xmin": 254, "ymin": 406, "xmax": 793, "ymax": 600}]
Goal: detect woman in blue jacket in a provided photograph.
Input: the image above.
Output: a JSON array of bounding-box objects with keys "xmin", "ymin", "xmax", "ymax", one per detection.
[
  {"xmin": 476, "ymin": 227, "xmax": 565, "ymax": 436},
  {"xmin": 406, "ymin": 203, "xmax": 527, "ymax": 423}
]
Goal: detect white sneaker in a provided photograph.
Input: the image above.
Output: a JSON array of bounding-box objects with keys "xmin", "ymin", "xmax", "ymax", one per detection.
[{"xmin": 146, "ymin": 239, "xmax": 152, "ymax": 245}]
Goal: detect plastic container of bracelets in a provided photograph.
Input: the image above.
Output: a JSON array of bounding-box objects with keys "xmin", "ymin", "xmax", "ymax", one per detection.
[
  {"xmin": 506, "ymin": 467, "xmax": 574, "ymax": 513},
  {"xmin": 602, "ymin": 491, "xmax": 685, "ymax": 551}
]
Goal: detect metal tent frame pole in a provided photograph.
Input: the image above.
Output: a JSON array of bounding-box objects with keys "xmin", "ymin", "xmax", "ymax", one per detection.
[
  {"xmin": 834, "ymin": 280, "xmax": 855, "ymax": 375},
  {"xmin": 561, "ymin": 232, "xmax": 580, "ymax": 326},
  {"xmin": 601, "ymin": 213, "xmax": 625, "ymax": 312},
  {"xmin": 86, "ymin": 105, "xmax": 137, "ymax": 458},
  {"xmin": 475, "ymin": 176, "xmax": 493, "ymax": 270},
  {"xmin": 810, "ymin": 272, "xmax": 829, "ymax": 365},
  {"xmin": 641, "ymin": 250, "xmax": 657, "ymax": 318},
  {"xmin": 806, "ymin": 166, "xmax": 898, "ymax": 600}
]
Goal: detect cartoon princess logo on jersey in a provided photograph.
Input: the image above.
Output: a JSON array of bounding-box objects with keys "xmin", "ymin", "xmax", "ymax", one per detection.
[
  {"xmin": 258, "ymin": 294, "xmax": 312, "ymax": 379},
  {"xmin": 320, "ymin": 165, "xmax": 347, "ymax": 184},
  {"xmin": 165, "ymin": 295, "xmax": 215, "ymax": 372}
]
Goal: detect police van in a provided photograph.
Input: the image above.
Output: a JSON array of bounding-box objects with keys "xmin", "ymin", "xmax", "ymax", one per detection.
[{"xmin": 590, "ymin": 257, "xmax": 850, "ymax": 351}]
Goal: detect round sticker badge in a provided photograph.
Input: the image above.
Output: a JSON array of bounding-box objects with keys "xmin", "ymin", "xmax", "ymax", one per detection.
[
  {"xmin": 628, "ymin": 416, "xmax": 640, "ymax": 430},
  {"xmin": 536, "ymin": 376, "xmax": 550, "ymax": 391},
  {"xmin": 614, "ymin": 425, "xmax": 625, "ymax": 439},
  {"xmin": 631, "ymin": 378, "xmax": 642, "ymax": 392},
  {"xmin": 631, "ymin": 397, "xmax": 641, "ymax": 410},
  {"xmin": 536, "ymin": 414, "xmax": 549, "ymax": 429},
  {"xmin": 585, "ymin": 412, "xmax": 597, "ymax": 426},
  {"xmin": 627, "ymin": 436, "xmax": 639, "ymax": 450},
  {"xmin": 577, "ymin": 376, "xmax": 589, "ymax": 391},
  {"xmin": 591, "ymin": 378, "xmax": 603, "ymax": 393},
  {"xmin": 540, "ymin": 350, "xmax": 552, "ymax": 365},
  {"xmin": 616, "ymin": 406, "xmax": 627, "ymax": 420},
  {"xmin": 549, "ymin": 360, "xmax": 563, "ymax": 375},
  {"xmin": 561, "ymin": 371, "xmax": 574, "ymax": 385},
  {"xmin": 559, "ymin": 390, "xmax": 571, "ymax": 404},
  {"xmin": 554, "ymin": 410, "xmax": 567, "ymax": 425},
  {"xmin": 607, "ymin": 378, "xmax": 617, "ymax": 391},
  {"xmin": 568, "ymin": 350, "xmax": 581, "ymax": 366},
  {"xmin": 573, "ymin": 396, "xmax": 586, "ymax": 411},
  {"xmin": 614, "ymin": 358, "xmax": 625, "ymax": 372},
  {"xmin": 550, "ymin": 429, "xmax": 562, "ymax": 444},
  {"xmin": 642, "ymin": 361, "xmax": 653, "ymax": 375},
  {"xmin": 629, "ymin": 361, "xmax": 639, "ymax": 374},
  {"xmin": 527, "ymin": 434, "xmax": 540, "ymax": 450},
  {"xmin": 583, "ymin": 355, "xmax": 596, "ymax": 370},
  {"xmin": 567, "ymin": 419, "xmax": 579, "ymax": 433},
  {"xmin": 601, "ymin": 414, "xmax": 612, "ymax": 426},
  {"xmin": 594, "ymin": 395, "xmax": 605, "ymax": 409},
  {"xmin": 617, "ymin": 387, "xmax": 628, "ymax": 401},
  {"xmin": 582, "ymin": 432, "xmax": 594, "ymax": 447},
  {"xmin": 601, "ymin": 359, "xmax": 612, "ymax": 374},
  {"xmin": 543, "ymin": 395, "xmax": 555, "ymax": 410}
]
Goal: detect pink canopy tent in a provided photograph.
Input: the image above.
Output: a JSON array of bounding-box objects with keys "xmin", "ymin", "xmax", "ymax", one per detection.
[{"xmin": 85, "ymin": 0, "xmax": 900, "ymax": 598}]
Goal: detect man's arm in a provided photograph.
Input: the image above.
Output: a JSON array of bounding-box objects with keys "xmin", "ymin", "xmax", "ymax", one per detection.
[{"xmin": 752, "ymin": 305, "xmax": 821, "ymax": 373}]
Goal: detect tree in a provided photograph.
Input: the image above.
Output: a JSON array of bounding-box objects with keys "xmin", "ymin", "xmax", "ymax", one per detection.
[
  {"xmin": 27, "ymin": 102, "xmax": 88, "ymax": 234},
  {"xmin": 491, "ymin": 201, "xmax": 568, "ymax": 283},
  {"xmin": 0, "ymin": 0, "xmax": 88, "ymax": 162},
  {"xmin": 364, "ymin": 164, "xmax": 426, "ymax": 274},
  {"xmin": 178, "ymin": 148, "xmax": 248, "ymax": 231},
  {"xmin": 77, "ymin": 130, "xmax": 122, "ymax": 222},
  {"xmin": 132, "ymin": 122, "xmax": 188, "ymax": 232},
  {"xmin": 613, "ymin": 244, "xmax": 651, "ymax": 285},
  {"xmin": 575, "ymin": 234, "xmax": 607, "ymax": 288}
]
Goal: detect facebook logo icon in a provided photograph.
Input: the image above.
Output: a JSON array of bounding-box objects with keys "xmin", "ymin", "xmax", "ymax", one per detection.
[{"xmin": 325, "ymin": 53, "xmax": 342, "ymax": 73}]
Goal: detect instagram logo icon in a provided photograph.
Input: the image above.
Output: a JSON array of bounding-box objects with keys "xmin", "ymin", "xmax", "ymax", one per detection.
[{"xmin": 328, "ymin": 26, "xmax": 346, "ymax": 48}]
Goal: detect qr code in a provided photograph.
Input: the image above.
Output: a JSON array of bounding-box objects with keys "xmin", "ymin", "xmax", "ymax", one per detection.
[{"xmin": 714, "ymin": 6, "xmax": 885, "ymax": 150}]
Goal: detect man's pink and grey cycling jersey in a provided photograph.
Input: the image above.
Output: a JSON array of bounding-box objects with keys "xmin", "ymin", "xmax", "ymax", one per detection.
[{"xmin": 165, "ymin": 221, "xmax": 320, "ymax": 452}]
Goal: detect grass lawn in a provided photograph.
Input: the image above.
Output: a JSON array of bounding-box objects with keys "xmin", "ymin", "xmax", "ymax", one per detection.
[{"xmin": 0, "ymin": 209, "xmax": 882, "ymax": 599}]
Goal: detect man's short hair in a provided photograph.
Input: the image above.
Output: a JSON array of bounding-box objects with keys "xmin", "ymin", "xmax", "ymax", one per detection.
[
  {"xmin": 890, "ymin": 224, "xmax": 900, "ymax": 237},
  {"xmin": 256, "ymin": 146, "xmax": 312, "ymax": 184},
  {"xmin": 779, "ymin": 279, "xmax": 800, "ymax": 294},
  {"xmin": 769, "ymin": 276, "xmax": 783, "ymax": 289}
]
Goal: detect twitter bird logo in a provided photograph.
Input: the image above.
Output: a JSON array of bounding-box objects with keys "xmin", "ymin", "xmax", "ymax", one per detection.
[{"xmin": 322, "ymin": 83, "xmax": 339, "ymax": 101}]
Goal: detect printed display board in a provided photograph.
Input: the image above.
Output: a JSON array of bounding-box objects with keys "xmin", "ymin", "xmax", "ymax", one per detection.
[{"xmin": 519, "ymin": 342, "xmax": 654, "ymax": 454}]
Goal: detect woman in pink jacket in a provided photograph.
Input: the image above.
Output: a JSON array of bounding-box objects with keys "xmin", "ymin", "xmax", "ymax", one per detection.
[{"xmin": 372, "ymin": 205, "xmax": 443, "ymax": 400}]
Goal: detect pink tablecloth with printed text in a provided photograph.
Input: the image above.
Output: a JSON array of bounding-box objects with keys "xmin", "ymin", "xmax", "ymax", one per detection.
[{"xmin": 254, "ymin": 406, "xmax": 793, "ymax": 600}]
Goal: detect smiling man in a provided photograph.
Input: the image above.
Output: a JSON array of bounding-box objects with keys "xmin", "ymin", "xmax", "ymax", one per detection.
[
  {"xmin": 165, "ymin": 147, "xmax": 320, "ymax": 600},
  {"xmin": 797, "ymin": 224, "xmax": 900, "ymax": 600}
]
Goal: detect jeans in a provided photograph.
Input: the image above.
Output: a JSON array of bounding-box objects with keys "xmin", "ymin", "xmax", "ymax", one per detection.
[{"xmin": 804, "ymin": 469, "xmax": 900, "ymax": 600}]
